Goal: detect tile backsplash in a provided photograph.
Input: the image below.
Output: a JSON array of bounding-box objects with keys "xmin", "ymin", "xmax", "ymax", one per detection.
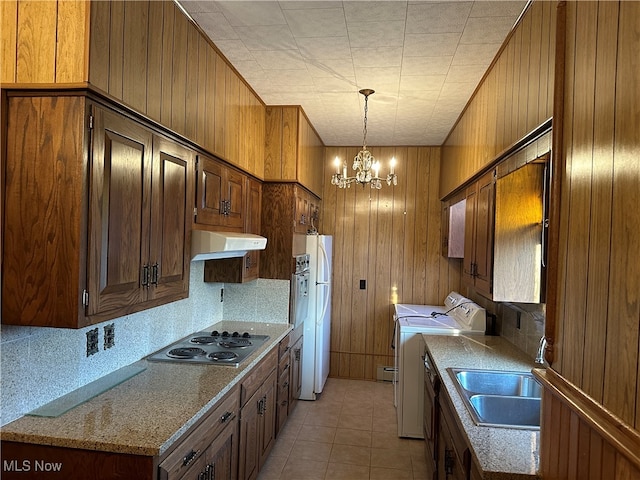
[
  {"xmin": 0, "ymin": 263, "xmax": 290, "ymax": 426},
  {"xmin": 498, "ymin": 302, "xmax": 545, "ymax": 360}
]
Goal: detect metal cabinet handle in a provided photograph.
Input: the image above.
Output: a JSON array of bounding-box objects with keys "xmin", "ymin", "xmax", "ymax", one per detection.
[
  {"xmin": 220, "ymin": 411, "xmax": 235, "ymax": 423},
  {"xmin": 150, "ymin": 263, "xmax": 159, "ymax": 285},
  {"xmin": 182, "ymin": 448, "xmax": 200, "ymax": 467},
  {"xmin": 141, "ymin": 265, "xmax": 149, "ymax": 287},
  {"xmin": 444, "ymin": 448, "xmax": 455, "ymax": 475}
]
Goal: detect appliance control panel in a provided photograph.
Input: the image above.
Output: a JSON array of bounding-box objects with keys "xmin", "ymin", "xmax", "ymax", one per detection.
[{"xmin": 294, "ymin": 253, "xmax": 310, "ymax": 273}]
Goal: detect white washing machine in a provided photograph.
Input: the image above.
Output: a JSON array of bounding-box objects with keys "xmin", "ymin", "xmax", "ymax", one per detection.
[{"xmin": 393, "ymin": 292, "xmax": 486, "ymax": 438}]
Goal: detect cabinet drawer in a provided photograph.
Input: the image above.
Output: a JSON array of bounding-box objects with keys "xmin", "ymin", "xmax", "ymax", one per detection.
[
  {"xmin": 439, "ymin": 392, "xmax": 469, "ymax": 468},
  {"xmin": 159, "ymin": 387, "xmax": 239, "ymax": 480},
  {"xmin": 241, "ymin": 348, "xmax": 278, "ymax": 407},
  {"xmin": 278, "ymin": 334, "xmax": 291, "ymax": 361}
]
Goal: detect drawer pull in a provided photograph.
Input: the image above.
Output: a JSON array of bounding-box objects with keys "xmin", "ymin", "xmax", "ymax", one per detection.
[
  {"xmin": 220, "ymin": 411, "xmax": 235, "ymax": 424},
  {"xmin": 183, "ymin": 448, "xmax": 200, "ymax": 467}
]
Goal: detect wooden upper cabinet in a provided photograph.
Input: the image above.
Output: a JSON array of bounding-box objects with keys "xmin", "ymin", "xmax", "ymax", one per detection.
[
  {"xmin": 462, "ymin": 170, "xmax": 495, "ymax": 299},
  {"xmin": 264, "ymin": 106, "xmax": 325, "ymax": 197},
  {"xmin": 195, "ymin": 154, "xmax": 246, "ymax": 232},
  {"xmin": 2, "ymin": 93, "xmax": 193, "ymax": 328},
  {"xmin": 203, "ymin": 177, "xmax": 262, "ymax": 284},
  {"xmin": 87, "ymin": 106, "xmax": 193, "ymax": 318}
]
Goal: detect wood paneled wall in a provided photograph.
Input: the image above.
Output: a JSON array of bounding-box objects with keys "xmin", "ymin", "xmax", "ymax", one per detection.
[
  {"xmin": 0, "ymin": 0, "xmax": 89, "ymax": 83},
  {"xmin": 552, "ymin": 0, "xmax": 640, "ymax": 431},
  {"xmin": 1, "ymin": 0, "xmax": 265, "ymax": 179},
  {"xmin": 440, "ymin": 1, "xmax": 557, "ymax": 198},
  {"xmin": 322, "ymin": 147, "xmax": 461, "ymax": 380}
]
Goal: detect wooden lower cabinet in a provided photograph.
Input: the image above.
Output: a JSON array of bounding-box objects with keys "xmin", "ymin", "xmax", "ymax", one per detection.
[
  {"xmin": 238, "ymin": 349, "xmax": 278, "ymax": 480},
  {"xmin": 437, "ymin": 393, "xmax": 478, "ymax": 480},
  {"xmin": 289, "ymin": 332, "xmax": 303, "ymax": 414}
]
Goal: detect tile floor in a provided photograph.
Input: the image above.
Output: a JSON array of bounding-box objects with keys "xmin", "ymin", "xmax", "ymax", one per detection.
[{"xmin": 257, "ymin": 378, "xmax": 427, "ymax": 480}]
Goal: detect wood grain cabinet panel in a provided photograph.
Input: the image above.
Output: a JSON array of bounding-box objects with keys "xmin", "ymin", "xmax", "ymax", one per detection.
[
  {"xmin": 194, "ymin": 154, "xmax": 246, "ymax": 232},
  {"xmin": 462, "ymin": 171, "xmax": 495, "ymax": 299},
  {"xmin": 264, "ymin": 106, "xmax": 325, "ymax": 197},
  {"xmin": 2, "ymin": 92, "xmax": 193, "ymax": 328},
  {"xmin": 204, "ymin": 177, "xmax": 262, "ymax": 283},
  {"xmin": 260, "ymin": 183, "xmax": 321, "ymax": 280},
  {"xmin": 88, "ymin": 107, "xmax": 192, "ymax": 318},
  {"xmin": 3, "ymin": 95, "xmax": 89, "ymax": 328}
]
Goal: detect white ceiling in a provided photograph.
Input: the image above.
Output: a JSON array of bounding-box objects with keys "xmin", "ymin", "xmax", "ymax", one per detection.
[{"xmin": 178, "ymin": 1, "xmax": 528, "ymax": 146}]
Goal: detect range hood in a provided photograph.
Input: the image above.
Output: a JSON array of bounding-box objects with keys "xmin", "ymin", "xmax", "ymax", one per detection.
[{"xmin": 191, "ymin": 230, "xmax": 267, "ymax": 261}]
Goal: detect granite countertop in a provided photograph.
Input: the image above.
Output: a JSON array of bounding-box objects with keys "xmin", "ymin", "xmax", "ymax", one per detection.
[
  {"xmin": 1, "ymin": 321, "xmax": 291, "ymax": 457},
  {"xmin": 422, "ymin": 334, "xmax": 540, "ymax": 480}
]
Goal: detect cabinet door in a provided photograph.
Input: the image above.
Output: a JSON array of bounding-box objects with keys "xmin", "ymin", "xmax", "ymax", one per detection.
[
  {"xmin": 87, "ymin": 106, "xmax": 153, "ymax": 316},
  {"xmin": 259, "ymin": 369, "xmax": 278, "ymax": 468},
  {"xmin": 148, "ymin": 136, "xmax": 192, "ymax": 301},
  {"xmin": 290, "ymin": 337, "xmax": 303, "ymax": 410},
  {"xmin": 239, "ymin": 388, "xmax": 261, "ymax": 480},
  {"xmin": 195, "ymin": 154, "xmax": 225, "ymax": 227},
  {"xmin": 226, "ymin": 169, "xmax": 246, "ymax": 229},
  {"xmin": 462, "ymin": 184, "xmax": 477, "ymax": 283},
  {"xmin": 473, "ymin": 172, "xmax": 495, "ymax": 296},
  {"xmin": 206, "ymin": 418, "xmax": 239, "ymax": 480}
]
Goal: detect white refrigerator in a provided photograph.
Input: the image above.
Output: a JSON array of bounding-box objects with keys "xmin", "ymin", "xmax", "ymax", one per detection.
[{"xmin": 300, "ymin": 234, "xmax": 332, "ymax": 400}]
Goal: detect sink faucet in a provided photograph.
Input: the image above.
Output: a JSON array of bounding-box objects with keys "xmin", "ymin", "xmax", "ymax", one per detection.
[{"xmin": 535, "ymin": 336, "xmax": 547, "ymax": 365}]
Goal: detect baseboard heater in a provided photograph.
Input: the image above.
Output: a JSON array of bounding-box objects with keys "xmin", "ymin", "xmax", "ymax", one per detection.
[{"xmin": 377, "ymin": 366, "xmax": 397, "ymax": 383}]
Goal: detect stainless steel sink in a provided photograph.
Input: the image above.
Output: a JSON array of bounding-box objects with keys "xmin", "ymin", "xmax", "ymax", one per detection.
[
  {"xmin": 453, "ymin": 369, "xmax": 542, "ymax": 397},
  {"xmin": 469, "ymin": 395, "xmax": 541, "ymax": 428},
  {"xmin": 447, "ymin": 368, "xmax": 542, "ymax": 429}
]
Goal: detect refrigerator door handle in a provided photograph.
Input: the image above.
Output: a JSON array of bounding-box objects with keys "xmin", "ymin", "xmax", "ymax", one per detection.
[
  {"xmin": 318, "ymin": 241, "xmax": 331, "ymax": 284},
  {"xmin": 317, "ymin": 283, "xmax": 330, "ymax": 327}
]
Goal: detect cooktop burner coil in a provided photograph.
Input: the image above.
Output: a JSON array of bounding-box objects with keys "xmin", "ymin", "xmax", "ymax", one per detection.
[
  {"xmin": 189, "ymin": 336, "xmax": 218, "ymax": 345},
  {"xmin": 218, "ymin": 339, "xmax": 252, "ymax": 349},
  {"xmin": 166, "ymin": 347, "xmax": 206, "ymax": 359},
  {"xmin": 208, "ymin": 351, "xmax": 238, "ymax": 362}
]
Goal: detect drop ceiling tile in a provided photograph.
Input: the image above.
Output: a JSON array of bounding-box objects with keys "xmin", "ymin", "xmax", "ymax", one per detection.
[
  {"xmin": 438, "ymin": 81, "xmax": 477, "ymax": 100},
  {"xmin": 212, "ymin": 39, "xmax": 253, "ymax": 61},
  {"xmin": 179, "ymin": 1, "xmax": 221, "ymax": 14},
  {"xmin": 452, "ymin": 43, "xmax": 502, "ymax": 66},
  {"xmin": 406, "ymin": 2, "xmax": 473, "ymax": 34},
  {"xmin": 401, "ymin": 56, "xmax": 452, "ymax": 76},
  {"xmin": 216, "ymin": 1, "xmax": 286, "ymax": 26},
  {"xmin": 235, "ymin": 25, "xmax": 297, "ymax": 51},
  {"xmin": 312, "ymin": 75, "xmax": 358, "ymax": 92},
  {"xmin": 347, "ymin": 20, "xmax": 406, "ymax": 48},
  {"xmin": 400, "ymin": 75, "xmax": 446, "ymax": 92},
  {"xmin": 344, "ymin": 1, "xmax": 408, "ymax": 22},
  {"xmin": 297, "ymin": 36, "xmax": 352, "ymax": 60},
  {"xmin": 352, "ymin": 47, "xmax": 403, "ymax": 67},
  {"xmin": 445, "ymin": 64, "xmax": 486, "ymax": 84},
  {"xmin": 469, "ymin": 1, "xmax": 528, "ymax": 18},
  {"xmin": 306, "ymin": 58, "xmax": 356, "ymax": 78},
  {"xmin": 191, "ymin": 12, "xmax": 238, "ymax": 40},
  {"xmin": 403, "ymin": 33, "xmax": 461, "ymax": 57},
  {"xmin": 460, "ymin": 16, "xmax": 517, "ymax": 44},
  {"xmin": 280, "ymin": 1, "xmax": 343, "ymax": 10},
  {"xmin": 264, "ymin": 69, "xmax": 315, "ymax": 86},
  {"xmin": 254, "ymin": 50, "xmax": 307, "ymax": 70},
  {"xmin": 283, "ymin": 8, "xmax": 348, "ymax": 38}
]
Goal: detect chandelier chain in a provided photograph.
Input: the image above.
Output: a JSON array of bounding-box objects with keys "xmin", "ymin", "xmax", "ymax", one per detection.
[{"xmin": 362, "ymin": 94, "xmax": 368, "ymax": 150}]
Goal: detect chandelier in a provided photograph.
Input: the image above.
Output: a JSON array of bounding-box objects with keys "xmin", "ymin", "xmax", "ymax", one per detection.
[{"xmin": 331, "ymin": 89, "xmax": 398, "ymax": 189}]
